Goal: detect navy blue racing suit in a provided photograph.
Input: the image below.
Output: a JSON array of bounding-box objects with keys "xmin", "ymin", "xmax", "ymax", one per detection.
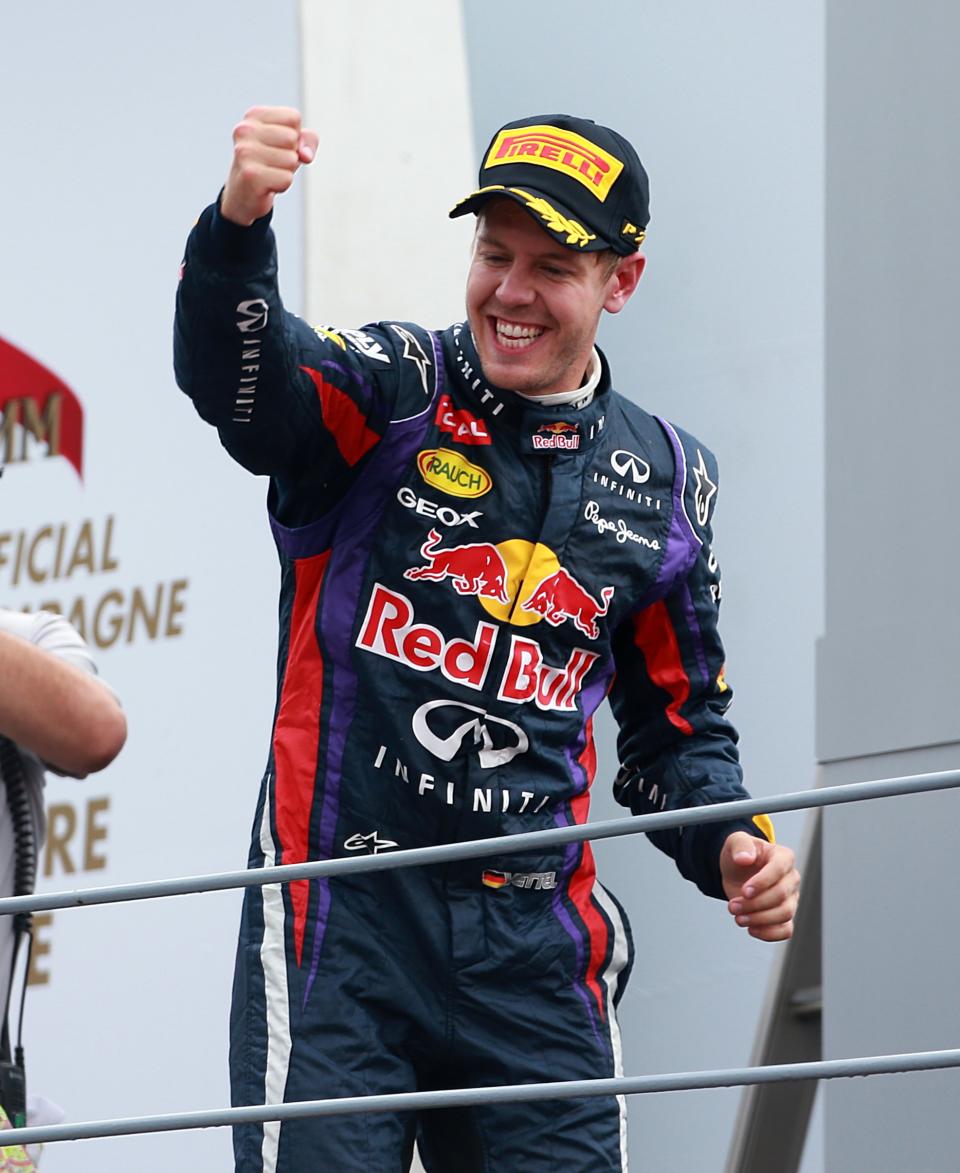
[{"xmin": 174, "ymin": 200, "xmax": 771, "ymax": 1173}]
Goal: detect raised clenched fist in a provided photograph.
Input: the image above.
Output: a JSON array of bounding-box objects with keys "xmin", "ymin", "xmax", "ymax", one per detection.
[{"xmin": 220, "ymin": 106, "xmax": 319, "ymax": 227}]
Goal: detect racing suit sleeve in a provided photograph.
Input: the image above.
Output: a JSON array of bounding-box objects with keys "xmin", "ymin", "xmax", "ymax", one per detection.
[
  {"xmin": 608, "ymin": 443, "xmax": 773, "ymax": 899},
  {"xmin": 173, "ymin": 198, "xmax": 400, "ymax": 524}
]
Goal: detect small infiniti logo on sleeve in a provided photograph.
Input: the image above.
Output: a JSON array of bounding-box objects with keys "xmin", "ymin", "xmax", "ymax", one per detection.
[{"xmin": 236, "ymin": 298, "xmax": 269, "ymax": 333}]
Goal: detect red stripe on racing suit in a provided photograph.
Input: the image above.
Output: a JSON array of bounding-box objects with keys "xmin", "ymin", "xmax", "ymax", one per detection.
[{"xmin": 272, "ymin": 550, "xmax": 330, "ymax": 965}]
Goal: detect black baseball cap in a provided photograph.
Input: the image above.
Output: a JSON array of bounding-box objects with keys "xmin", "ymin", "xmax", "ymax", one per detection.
[{"xmin": 449, "ymin": 114, "xmax": 650, "ymax": 255}]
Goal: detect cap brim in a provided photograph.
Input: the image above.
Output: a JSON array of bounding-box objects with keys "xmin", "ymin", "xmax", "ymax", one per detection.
[{"xmin": 448, "ymin": 185, "xmax": 609, "ymax": 252}]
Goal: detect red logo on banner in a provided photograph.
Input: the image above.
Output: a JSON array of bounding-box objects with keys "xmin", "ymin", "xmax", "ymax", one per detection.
[{"xmin": 0, "ymin": 337, "xmax": 84, "ymax": 479}]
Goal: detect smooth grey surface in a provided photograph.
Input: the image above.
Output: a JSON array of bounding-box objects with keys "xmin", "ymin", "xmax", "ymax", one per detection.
[
  {"xmin": 724, "ymin": 815, "xmax": 822, "ymax": 1173},
  {"xmin": 820, "ymin": 4, "xmax": 960, "ymax": 1168},
  {"xmin": 0, "ymin": 5, "xmax": 303, "ymax": 1172},
  {"xmin": 821, "ymin": 743, "xmax": 960, "ymax": 1172},
  {"xmin": 463, "ymin": 4, "xmax": 824, "ymax": 1171},
  {"xmin": 818, "ymin": 0, "xmax": 960, "ymax": 763}
]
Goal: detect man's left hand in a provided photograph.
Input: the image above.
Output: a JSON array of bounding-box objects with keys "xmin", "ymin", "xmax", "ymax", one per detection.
[{"xmin": 720, "ymin": 832, "xmax": 800, "ymax": 942}]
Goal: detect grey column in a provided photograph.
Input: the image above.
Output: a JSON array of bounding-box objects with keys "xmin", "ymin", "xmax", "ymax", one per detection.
[{"xmin": 820, "ymin": 1, "xmax": 960, "ymax": 1170}]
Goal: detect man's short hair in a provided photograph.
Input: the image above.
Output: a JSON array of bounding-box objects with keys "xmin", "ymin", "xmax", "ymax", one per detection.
[{"xmin": 472, "ymin": 207, "xmax": 626, "ymax": 281}]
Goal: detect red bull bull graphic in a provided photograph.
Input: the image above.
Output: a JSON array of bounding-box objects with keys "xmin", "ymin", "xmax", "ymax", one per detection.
[
  {"xmin": 522, "ymin": 569, "xmax": 614, "ymax": 640},
  {"xmin": 404, "ymin": 529, "xmax": 509, "ymax": 601},
  {"xmin": 531, "ymin": 420, "xmax": 581, "ymax": 451},
  {"xmin": 435, "ymin": 393, "xmax": 491, "ymax": 446},
  {"xmin": 474, "ymin": 538, "xmax": 559, "ymax": 627},
  {"xmin": 407, "ymin": 534, "xmax": 615, "ymax": 641},
  {"xmin": 417, "ymin": 448, "xmax": 492, "ymax": 498},
  {"xmin": 356, "ymin": 585, "xmax": 598, "ymax": 711}
]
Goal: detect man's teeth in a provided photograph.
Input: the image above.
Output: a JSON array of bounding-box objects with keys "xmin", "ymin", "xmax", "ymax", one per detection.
[{"xmin": 496, "ymin": 321, "xmax": 544, "ymax": 349}]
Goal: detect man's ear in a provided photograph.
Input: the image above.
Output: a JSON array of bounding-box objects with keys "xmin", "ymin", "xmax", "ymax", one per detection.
[{"xmin": 604, "ymin": 252, "xmax": 646, "ymax": 314}]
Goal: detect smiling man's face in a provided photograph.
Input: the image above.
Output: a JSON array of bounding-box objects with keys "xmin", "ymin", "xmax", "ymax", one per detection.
[{"xmin": 465, "ymin": 199, "xmax": 641, "ymax": 396}]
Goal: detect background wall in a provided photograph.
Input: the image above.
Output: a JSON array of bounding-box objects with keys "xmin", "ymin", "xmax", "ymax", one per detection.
[
  {"xmin": 460, "ymin": 4, "xmax": 825, "ymax": 1170},
  {"xmin": 820, "ymin": 2, "xmax": 960, "ymax": 1168},
  {"xmin": 1, "ymin": 2, "xmax": 825, "ymax": 1170},
  {"xmin": 300, "ymin": 1, "xmax": 825, "ymax": 1169},
  {"xmin": 1, "ymin": 3, "xmax": 304, "ymax": 1169}
]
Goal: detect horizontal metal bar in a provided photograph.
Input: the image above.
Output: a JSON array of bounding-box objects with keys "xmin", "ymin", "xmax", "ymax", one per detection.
[
  {"xmin": 3, "ymin": 1047, "xmax": 960, "ymax": 1147},
  {"xmin": 1, "ymin": 768, "xmax": 957, "ymax": 918}
]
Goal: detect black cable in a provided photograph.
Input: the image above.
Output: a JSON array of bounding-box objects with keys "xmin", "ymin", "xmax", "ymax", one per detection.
[
  {"xmin": 0, "ymin": 733, "xmax": 36, "ymax": 1128},
  {"xmin": 0, "ymin": 735, "xmax": 37, "ymax": 931}
]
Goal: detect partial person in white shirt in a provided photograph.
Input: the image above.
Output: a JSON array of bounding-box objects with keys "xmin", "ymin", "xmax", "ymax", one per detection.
[{"xmin": 0, "ymin": 608, "xmax": 126, "ymax": 1162}]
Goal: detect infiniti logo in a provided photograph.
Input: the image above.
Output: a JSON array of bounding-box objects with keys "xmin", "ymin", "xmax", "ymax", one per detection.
[
  {"xmin": 412, "ymin": 701, "xmax": 529, "ymax": 768},
  {"xmin": 236, "ymin": 298, "xmax": 269, "ymax": 333},
  {"xmin": 610, "ymin": 449, "xmax": 651, "ymax": 484}
]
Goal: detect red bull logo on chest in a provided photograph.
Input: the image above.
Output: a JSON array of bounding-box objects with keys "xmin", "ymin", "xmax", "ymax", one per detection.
[
  {"xmin": 531, "ymin": 421, "xmax": 580, "ymax": 451},
  {"xmin": 403, "ymin": 534, "xmax": 615, "ymax": 641},
  {"xmin": 522, "ymin": 569, "xmax": 614, "ymax": 641},
  {"xmin": 404, "ymin": 530, "xmax": 508, "ymax": 601},
  {"xmin": 356, "ymin": 584, "xmax": 598, "ymax": 712}
]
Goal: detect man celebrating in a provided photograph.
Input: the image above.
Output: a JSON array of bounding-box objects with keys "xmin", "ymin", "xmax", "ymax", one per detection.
[{"xmin": 174, "ymin": 108, "xmax": 799, "ymax": 1173}]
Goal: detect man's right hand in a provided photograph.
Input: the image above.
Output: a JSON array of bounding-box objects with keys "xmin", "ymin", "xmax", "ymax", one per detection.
[{"xmin": 220, "ymin": 106, "xmax": 319, "ymax": 227}]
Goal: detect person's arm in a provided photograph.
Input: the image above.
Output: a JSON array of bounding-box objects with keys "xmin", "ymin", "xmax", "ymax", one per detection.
[
  {"xmin": 173, "ymin": 106, "xmax": 400, "ymax": 514},
  {"xmin": 218, "ymin": 105, "xmax": 318, "ymax": 229},
  {"xmin": 610, "ymin": 435, "xmax": 798, "ymax": 940},
  {"xmin": 0, "ymin": 617, "xmax": 126, "ymax": 777}
]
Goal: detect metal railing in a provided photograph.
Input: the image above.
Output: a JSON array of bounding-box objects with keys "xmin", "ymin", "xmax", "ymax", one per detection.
[{"xmin": 1, "ymin": 767, "xmax": 958, "ymax": 1150}]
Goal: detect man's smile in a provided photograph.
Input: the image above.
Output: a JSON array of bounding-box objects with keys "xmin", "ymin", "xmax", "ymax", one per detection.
[{"xmin": 492, "ymin": 317, "xmax": 546, "ymax": 351}]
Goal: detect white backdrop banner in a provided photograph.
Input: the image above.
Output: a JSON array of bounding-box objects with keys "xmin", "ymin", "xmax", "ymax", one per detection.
[
  {"xmin": 1, "ymin": 1, "xmax": 476, "ymax": 1169},
  {"xmin": 0, "ymin": 3, "xmax": 304, "ymax": 1169}
]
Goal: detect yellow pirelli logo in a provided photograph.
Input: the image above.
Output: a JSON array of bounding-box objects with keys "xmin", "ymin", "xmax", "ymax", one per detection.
[{"xmin": 484, "ymin": 125, "xmax": 624, "ymax": 202}]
